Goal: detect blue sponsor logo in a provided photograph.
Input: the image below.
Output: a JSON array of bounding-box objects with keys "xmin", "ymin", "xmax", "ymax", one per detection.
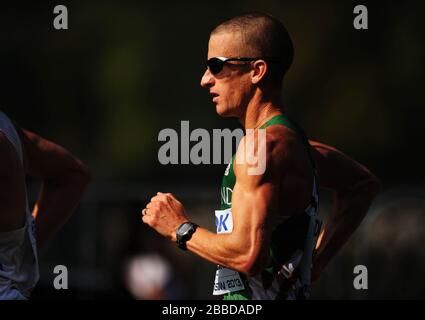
[{"xmin": 215, "ymin": 213, "xmax": 230, "ymax": 233}]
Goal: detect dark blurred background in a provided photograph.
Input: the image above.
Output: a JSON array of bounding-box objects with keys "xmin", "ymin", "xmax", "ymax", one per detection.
[{"xmin": 0, "ymin": 0, "xmax": 424, "ymax": 299}]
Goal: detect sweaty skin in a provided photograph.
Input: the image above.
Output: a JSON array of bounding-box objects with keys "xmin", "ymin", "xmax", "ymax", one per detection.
[{"xmin": 142, "ymin": 31, "xmax": 380, "ymax": 280}]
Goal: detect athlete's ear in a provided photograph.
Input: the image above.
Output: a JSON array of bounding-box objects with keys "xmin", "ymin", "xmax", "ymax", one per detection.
[{"xmin": 251, "ymin": 60, "xmax": 267, "ymax": 85}]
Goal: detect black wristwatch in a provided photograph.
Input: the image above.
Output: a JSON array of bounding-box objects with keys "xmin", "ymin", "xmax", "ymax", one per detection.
[{"xmin": 176, "ymin": 222, "xmax": 198, "ymax": 250}]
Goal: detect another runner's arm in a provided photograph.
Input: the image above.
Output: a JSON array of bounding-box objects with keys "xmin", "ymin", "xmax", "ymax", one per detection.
[
  {"xmin": 309, "ymin": 140, "xmax": 380, "ymax": 280},
  {"xmin": 16, "ymin": 127, "xmax": 91, "ymax": 248},
  {"xmin": 185, "ymin": 135, "xmax": 282, "ymax": 276}
]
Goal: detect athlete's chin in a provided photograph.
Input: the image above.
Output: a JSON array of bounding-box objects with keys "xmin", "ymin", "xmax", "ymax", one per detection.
[{"xmin": 215, "ymin": 104, "xmax": 234, "ymax": 117}]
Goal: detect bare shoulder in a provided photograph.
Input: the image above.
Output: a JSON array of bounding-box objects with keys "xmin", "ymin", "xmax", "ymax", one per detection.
[
  {"xmin": 234, "ymin": 125, "xmax": 300, "ymax": 185},
  {"xmin": 264, "ymin": 124, "xmax": 302, "ymax": 157}
]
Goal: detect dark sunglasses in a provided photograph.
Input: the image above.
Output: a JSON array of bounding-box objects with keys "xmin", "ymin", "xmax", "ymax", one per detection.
[{"xmin": 206, "ymin": 57, "xmax": 279, "ymax": 75}]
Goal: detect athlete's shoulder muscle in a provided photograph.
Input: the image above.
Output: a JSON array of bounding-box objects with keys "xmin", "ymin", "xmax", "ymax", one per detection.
[{"xmin": 234, "ymin": 125, "xmax": 299, "ymax": 189}]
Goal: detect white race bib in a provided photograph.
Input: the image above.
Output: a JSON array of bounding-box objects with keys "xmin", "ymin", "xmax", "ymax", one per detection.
[
  {"xmin": 215, "ymin": 208, "xmax": 233, "ymax": 234},
  {"xmin": 212, "ymin": 208, "xmax": 245, "ymax": 295}
]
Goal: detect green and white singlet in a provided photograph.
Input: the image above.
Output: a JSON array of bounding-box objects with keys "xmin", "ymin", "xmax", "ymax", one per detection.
[{"xmin": 213, "ymin": 114, "xmax": 320, "ymax": 300}]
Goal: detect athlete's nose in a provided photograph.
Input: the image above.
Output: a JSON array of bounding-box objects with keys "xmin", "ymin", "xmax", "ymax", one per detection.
[{"xmin": 200, "ymin": 68, "xmax": 215, "ymax": 89}]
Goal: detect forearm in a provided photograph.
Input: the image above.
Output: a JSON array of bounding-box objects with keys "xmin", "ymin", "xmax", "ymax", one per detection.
[
  {"xmin": 185, "ymin": 227, "xmax": 255, "ymax": 275},
  {"xmin": 33, "ymin": 173, "xmax": 90, "ymax": 248},
  {"xmin": 142, "ymin": 169, "xmax": 273, "ymax": 276}
]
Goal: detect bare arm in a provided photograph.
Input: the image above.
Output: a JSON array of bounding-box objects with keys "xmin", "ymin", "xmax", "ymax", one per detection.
[
  {"xmin": 186, "ymin": 166, "xmax": 278, "ymax": 276},
  {"xmin": 17, "ymin": 127, "xmax": 91, "ymax": 248},
  {"xmin": 309, "ymin": 140, "xmax": 380, "ymax": 280},
  {"xmin": 142, "ymin": 134, "xmax": 282, "ymax": 276}
]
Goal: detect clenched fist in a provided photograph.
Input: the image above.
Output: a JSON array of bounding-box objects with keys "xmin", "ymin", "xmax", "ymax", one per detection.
[{"xmin": 141, "ymin": 192, "xmax": 189, "ymax": 242}]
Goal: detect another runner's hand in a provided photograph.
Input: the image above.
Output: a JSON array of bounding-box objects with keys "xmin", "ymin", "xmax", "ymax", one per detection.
[{"xmin": 141, "ymin": 192, "xmax": 189, "ymax": 242}]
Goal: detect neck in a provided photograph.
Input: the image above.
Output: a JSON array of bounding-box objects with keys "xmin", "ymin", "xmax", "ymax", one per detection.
[{"xmin": 240, "ymin": 89, "xmax": 283, "ymax": 130}]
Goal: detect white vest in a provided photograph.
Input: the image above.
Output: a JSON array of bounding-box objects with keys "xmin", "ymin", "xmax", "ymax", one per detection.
[{"xmin": 0, "ymin": 111, "xmax": 39, "ymax": 300}]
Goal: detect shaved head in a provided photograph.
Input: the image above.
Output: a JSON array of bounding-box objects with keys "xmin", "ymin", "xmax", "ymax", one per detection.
[{"xmin": 211, "ymin": 12, "xmax": 294, "ymax": 87}]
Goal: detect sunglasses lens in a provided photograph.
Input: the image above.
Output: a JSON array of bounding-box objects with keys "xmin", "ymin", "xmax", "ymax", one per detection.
[{"xmin": 207, "ymin": 58, "xmax": 224, "ymax": 74}]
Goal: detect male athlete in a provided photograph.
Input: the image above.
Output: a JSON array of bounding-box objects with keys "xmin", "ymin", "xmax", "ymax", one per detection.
[
  {"xmin": 141, "ymin": 13, "xmax": 380, "ymax": 299},
  {"xmin": 0, "ymin": 111, "xmax": 91, "ymax": 299}
]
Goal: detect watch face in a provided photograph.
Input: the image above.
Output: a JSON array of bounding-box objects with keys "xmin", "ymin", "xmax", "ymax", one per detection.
[{"xmin": 178, "ymin": 223, "xmax": 192, "ymax": 235}]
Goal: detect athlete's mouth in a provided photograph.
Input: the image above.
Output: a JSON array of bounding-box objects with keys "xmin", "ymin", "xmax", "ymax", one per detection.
[{"xmin": 210, "ymin": 92, "xmax": 219, "ymax": 103}]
